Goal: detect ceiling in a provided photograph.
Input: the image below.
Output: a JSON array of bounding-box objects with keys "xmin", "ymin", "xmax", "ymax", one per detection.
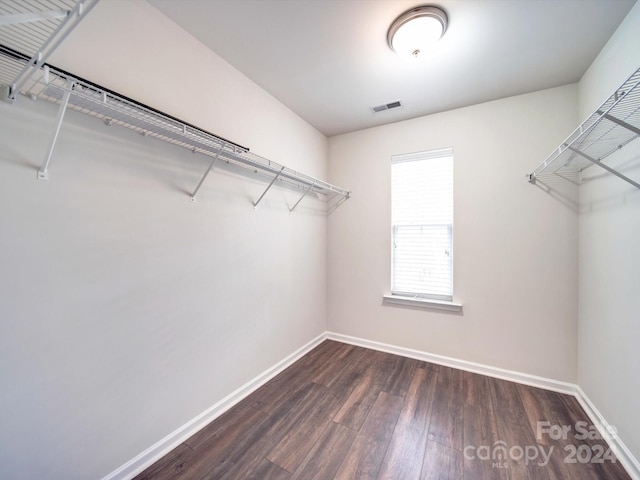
[{"xmin": 149, "ymin": 0, "xmax": 636, "ymax": 137}]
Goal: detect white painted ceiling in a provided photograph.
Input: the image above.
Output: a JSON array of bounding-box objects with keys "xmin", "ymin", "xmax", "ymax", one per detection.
[{"xmin": 149, "ymin": 0, "xmax": 636, "ymax": 137}]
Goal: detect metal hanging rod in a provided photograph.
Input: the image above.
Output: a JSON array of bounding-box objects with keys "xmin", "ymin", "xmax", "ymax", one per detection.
[
  {"xmin": 0, "ymin": 43, "xmax": 248, "ymax": 153},
  {"xmin": 528, "ymin": 66, "xmax": 640, "ymax": 189},
  {"xmin": 0, "ymin": 46, "xmax": 351, "ymax": 208}
]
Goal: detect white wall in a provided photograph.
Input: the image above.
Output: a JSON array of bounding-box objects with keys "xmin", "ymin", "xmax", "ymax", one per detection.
[
  {"xmin": 327, "ymin": 84, "xmax": 579, "ymax": 382},
  {"xmin": 0, "ymin": 2, "xmax": 328, "ymax": 479},
  {"xmin": 577, "ymin": 1, "xmax": 640, "ymax": 461}
]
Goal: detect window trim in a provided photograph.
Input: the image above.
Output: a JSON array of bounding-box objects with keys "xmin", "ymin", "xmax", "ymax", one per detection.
[{"xmin": 382, "ymin": 294, "xmax": 463, "ymax": 312}]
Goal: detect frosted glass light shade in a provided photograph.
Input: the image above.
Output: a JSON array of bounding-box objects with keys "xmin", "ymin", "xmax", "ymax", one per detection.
[{"xmin": 388, "ymin": 6, "xmax": 448, "ymax": 59}]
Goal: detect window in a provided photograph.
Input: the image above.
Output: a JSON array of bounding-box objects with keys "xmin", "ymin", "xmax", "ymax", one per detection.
[{"xmin": 391, "ymin": 148, "xmax": 454, "ymax": 302}]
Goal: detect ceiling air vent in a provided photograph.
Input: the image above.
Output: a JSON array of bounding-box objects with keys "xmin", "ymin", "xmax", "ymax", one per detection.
[{"xmin": 371, "ymin": 100, "xmax": 402, "ymax": 113}]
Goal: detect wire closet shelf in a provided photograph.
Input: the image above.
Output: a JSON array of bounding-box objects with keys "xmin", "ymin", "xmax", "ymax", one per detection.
[
  {"xmin": 0, "ymin": 0, "xmax": 350, "ymax": 209},
  {"xmin": 528, "ymin": 66, "xmax": 640, "ymax": 189}
]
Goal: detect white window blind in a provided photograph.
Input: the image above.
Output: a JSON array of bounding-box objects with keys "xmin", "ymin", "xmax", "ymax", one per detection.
[{"xmin": 391, "ymin": 148, "xmax": 453, "ymax": 301}]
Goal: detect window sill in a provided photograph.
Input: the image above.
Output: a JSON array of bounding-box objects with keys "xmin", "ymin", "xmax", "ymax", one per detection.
[{"xmin": 382, "ymin": 294, "xmax": 463, "ymax": 313}]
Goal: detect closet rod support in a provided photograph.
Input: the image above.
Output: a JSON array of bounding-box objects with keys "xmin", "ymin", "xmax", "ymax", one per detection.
[
  {"xmin": 253, "ymin": 166, "xmax": 285, "ymax": 209},
  {"xmin": 597, "ymin": 111, "xmax": 640, "ymax": 136},
  {"xmin": 289, "ymin": 182, "xmax": 315, "ymax": 213},
  {"xmin": 38, "ymin": 82, "xmax": 74, "ymax": 180},
  {"xmin": 566, "ymin": 146, "xmax": 640, "ymax": 190},
  {"xmin": 190, "ymin": 149, "xmax": 221, "ymax": 202}
]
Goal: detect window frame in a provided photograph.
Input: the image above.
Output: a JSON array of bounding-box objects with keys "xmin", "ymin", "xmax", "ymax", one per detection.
[{"xmin": 388, "ymin": 148, "xmax": 459, "ymax": 309}]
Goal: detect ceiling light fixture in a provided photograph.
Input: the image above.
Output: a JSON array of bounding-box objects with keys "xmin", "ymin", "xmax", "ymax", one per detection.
[{"xmin": 387, "ymin": 5, "xmax": 448, "ymax": 59}]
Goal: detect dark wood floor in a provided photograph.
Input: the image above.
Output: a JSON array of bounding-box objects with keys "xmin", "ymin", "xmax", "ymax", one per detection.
[{"xmin": 135, "ymin": 340, "xmax": 630, "ymax": 480}]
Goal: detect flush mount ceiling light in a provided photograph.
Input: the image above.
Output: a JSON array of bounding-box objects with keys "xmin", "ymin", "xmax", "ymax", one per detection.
[{"xmin": 387, "ymin": 5, "xmax": 448, "ymax": 59}]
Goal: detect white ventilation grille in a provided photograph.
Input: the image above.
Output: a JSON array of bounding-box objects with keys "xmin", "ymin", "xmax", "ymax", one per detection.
[{"xmin": 372, "ymin": 100, "xmax": 402, "ymax": 113}]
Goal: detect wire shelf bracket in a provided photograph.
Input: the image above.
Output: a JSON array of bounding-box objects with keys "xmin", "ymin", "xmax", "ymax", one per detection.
[
  {"xmin": 566, "ymin": 145, "xmax": 640, "ymax": 190},
  {"xmin": 253, "ymin": 166, "xmax": 285, "ymax": 209},
  {"xmin": 38, "ymin": 76, "xmax": 74, "ymax": 180},
  {"xmin": 289, "ymin": 182, "xmax": 316, "ymax": 213},
  {"xmin": 190, "ymin": 149, "xmax": 221, "ymax": 202},
  {"xmin": 528, "ymin": 66, "xmax": 640, "ymax": 190}
]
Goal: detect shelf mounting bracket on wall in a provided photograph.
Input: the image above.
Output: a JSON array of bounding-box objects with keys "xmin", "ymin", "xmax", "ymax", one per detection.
[
  {"xmin": 289, "ymin": 182, "xmax": 316, "ymax": 213},
  {"xmin": 38, "ymin": 78, "xmax": 74, "ymax": 180},
  {"xmin": 190, "ymin": 148, "xmax": 221, "ymax": 202},
  {"xmin": 566, "ymin": 146, "xmax": 640, "ymax": 189},
  {"xmin": 597, "ymin": 111, "xmax": 640, "ymax": 136},
  {"xmin": 253, "ymin": 166, "xmax": 285, "ymax": 209},
  {"xmin": 528, "ymin": 66, "xmax": 640, "ymax": 189}
]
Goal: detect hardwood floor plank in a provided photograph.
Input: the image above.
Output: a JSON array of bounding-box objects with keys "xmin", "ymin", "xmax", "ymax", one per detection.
[
  {"xmin": 310, "ymin": 343, "xmax": 357, "ymax": 387},
  {"xmin": 378, "ymin": 353, "xmax": 421, "ymax": 398},
  {"xmin": 349, "ymin": 345, "xmax": 387, "ymax": 365},
  {"xmin": 517, "ymin": 384, "xmax": 556, "ymax": 447},
  {"xmin": 132, "ymin": 444, "xmax": 194, "ymax": 480},
  {"xmin": 266, "ymin": 383, "xmax": 345, "ymax": 472},
  {"xmin": 253, "ymin": 359, "xmax": 325, "ymax": 415},
  {"xmin": 489, "ymin": 377, "xmax": 529, "ymax": 423},
  {"xmin": 137, "ymin": 404, "xmax": 269, "ymax": 480},
  {"xmin": 301, "ymin": 340, "xmax": 345, "ymax": 366},
  {"xmin": 519, "ymin": 388, "xmax": 600, "ymax": 480},
  {"xmin": 378, "ymin": 367, "xmax": 438, "ymax": 480},
  {"xmin": 244, "ymin": 459, "xmax": 291, "ymax": 480},
  {"xmin": 461, "ymin": 370, "xmax": 491, "ymax": 407},
  {"xmin": 543, "ymin": 390, "xmax": 599, "ymax": 479},
  {"xmin": 428, "ymin": 366, "xmax": 464, "ymax": 451},
  {"xmin": 185, "ymin": 399, "xmax": 256, "ymax": 450},
  {"xmin": 489, "ymin": 378, "xmax": 551, "ymax": 480},
  {"xmin": 420, "ymin": 440, "xmax": 463, "ymax": 480},
  {"xmin": 334, "ymin": 391, "xmax": 404, "ymax": 480},
  {"xmin": 462, "ymin": 403, "xmax": 509, "ymax": 480},
  {"xmin": 290, "ymin": 422, "xmax": 357, "ymax": 480},
  {"xmin": 515, "ymin": 385, "xmax": 595, "ymax": 480},
  {"xmin": 199, "ymin": 382, "xmax": 328, "ymax": 480},
  {"xmin": 333, "ymin": 362, "xmax": 389, "ymax": 430},
  {"xmin": 461, "ymin": 369, "xmax": 509, "ymax": 480},
  {"xmin": 252, "ymin": 341, "xmax": 350, "ymax": 415},
  {"xmin": 327, "ymin": 355, "xmax": 370, "ymax": 401}
]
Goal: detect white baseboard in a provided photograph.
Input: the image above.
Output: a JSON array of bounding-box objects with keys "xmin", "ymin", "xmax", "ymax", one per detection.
[
  {"xmin": 327, "ymin": 331, "xmax": 640, "ymax": 480},
  {"xmin": 326, "ymin": 332, "xmax": 577, "ymax": 394},
  {"xmin": 104, "ymin": 331, "xmax": 639, "ymax": 480},
  {"xmin": 101, "ymin": 333, "xmax": 326, "ymax": 480}
]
